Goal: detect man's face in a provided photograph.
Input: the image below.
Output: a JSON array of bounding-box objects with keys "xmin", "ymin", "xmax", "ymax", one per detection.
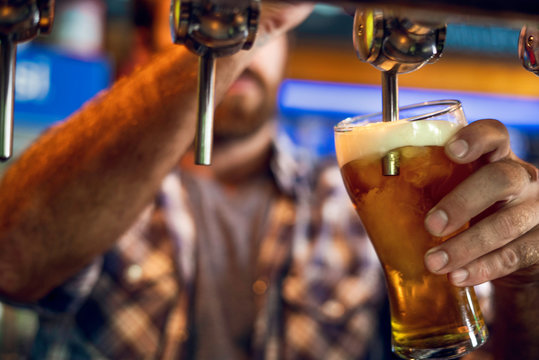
[
  {"xmin": 152, "ymin": 0, "xmax": 288, "ymax": 142},
  {"xmin": 213, "ymin": 36, "xmax": 288, "ymax": 142}
]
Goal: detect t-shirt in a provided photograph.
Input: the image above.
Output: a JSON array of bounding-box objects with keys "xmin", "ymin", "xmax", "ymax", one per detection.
[{"xmin": 22, "ymin": 141, "xmax": 389, "ymax": 359}]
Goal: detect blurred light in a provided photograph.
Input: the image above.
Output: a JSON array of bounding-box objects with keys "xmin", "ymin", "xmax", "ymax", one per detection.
[
  {"xmin": 16, "ymin": 59, "xmax": 51, "ymax": 102},
  {"xmin": 445, "ymin": 24, "xmax": 519, "ymax": 55},
  {"xmin": 313, "ymin": 4, "xmax": 342, "ymax": 16},
  {"xmin": 278, "ymin": 79, "xmax": 539, "ymax": 127},
  {"xmin": 55, "ymin": 0, "xmax": 106, "ymax": 57},
  {"xmin": 15, "ymin": 44, "xmax": 111, "ymax": 126},
  {"xmin": 278, "ymin": 79, "xmax": 539, "ymax": 160}
]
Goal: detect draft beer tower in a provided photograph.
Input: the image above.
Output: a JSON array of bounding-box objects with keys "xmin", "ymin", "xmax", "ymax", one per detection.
[
  {"xmin": 169, "ymin": 0, "xmax": 538, "ymax": 167},
  {"xmin": 0, "ymin": 0, "xmax": 536, "ymax": 164}
]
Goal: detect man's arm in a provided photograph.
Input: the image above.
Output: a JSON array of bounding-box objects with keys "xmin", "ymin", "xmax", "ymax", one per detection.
[
  {"xmin": 0, "ymin": 45, "xmax": 225, "ymax": 302},
  {"xmin": 0, "ymin": 4, "xmax": 314, "ymax": 303}
]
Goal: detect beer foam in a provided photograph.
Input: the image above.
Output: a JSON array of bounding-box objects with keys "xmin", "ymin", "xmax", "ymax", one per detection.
[{"xmin": 335, "ymin": 119, "xmax": 463, "ymax": 167}]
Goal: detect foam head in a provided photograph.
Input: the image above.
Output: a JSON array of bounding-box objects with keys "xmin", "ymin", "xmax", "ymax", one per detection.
[{"xmin": 335, "ymin": 119, "xmax": 463, "ymax": 167}]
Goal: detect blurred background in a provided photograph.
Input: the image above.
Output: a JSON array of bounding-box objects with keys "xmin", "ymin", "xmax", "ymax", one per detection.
[
  {"xmin": 6, "ymin": 1, "xmax": 539, "ymax": 166},
  {"xmin": 0, "ymin": 1, "xmax": 538, "ymax": 358},
  {"xmin": 283, "ymin": 6, "xmax": 539, "ymax": 163}
]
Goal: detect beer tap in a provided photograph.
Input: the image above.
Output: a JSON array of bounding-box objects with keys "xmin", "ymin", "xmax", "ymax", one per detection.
[
  {"xmin": 519, "ymin": 25, "xmax": 538, "ymax": 76},
  {"xmin": 170, "ymin": 0, "xmax": 260, "ymax": 165},
  {"xmin": 0, "ymin": 0, "xmax": 55, "ymax": 161},
  {"xmin": 166, "ymin": 0, "xmax": 537, "ymax": 169},
  {"xmin": 353, "ymin": 8, "xmax": 446, "ymax": 175}
]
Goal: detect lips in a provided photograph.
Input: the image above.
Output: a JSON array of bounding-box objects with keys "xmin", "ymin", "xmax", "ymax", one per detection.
[
  {"xmin": 228, "ymin": 69, "xmax": 265, "ymax": 96},
  {"xmin": 229, "ymin": 76, "xmax": 256, "ymax": 93}
]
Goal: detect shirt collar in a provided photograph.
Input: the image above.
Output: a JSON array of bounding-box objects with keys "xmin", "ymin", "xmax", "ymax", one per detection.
[{"xmin": 270, "ymin": 132, "xmax": 320, "ymax": 198}]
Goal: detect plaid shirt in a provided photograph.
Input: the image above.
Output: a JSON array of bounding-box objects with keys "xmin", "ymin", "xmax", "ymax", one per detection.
[{"xmin": 26, "ymin": 137, "xmax": 387, "ymax": 360}]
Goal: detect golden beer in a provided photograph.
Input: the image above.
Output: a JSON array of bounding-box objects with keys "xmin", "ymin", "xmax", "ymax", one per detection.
[{"xmin": 335, "ymin": 101, "xmax": 488, "ymax": 359}]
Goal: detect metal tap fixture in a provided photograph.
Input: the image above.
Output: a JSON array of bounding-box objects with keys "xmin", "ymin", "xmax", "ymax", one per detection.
[
  {"xmin": 519, "ymin": 25, "xmax": 539, "ymax": 76},
  {"xmin": 170, "ymin": 0, "xmax": 260, "ymax": 165},
  {"xmin": 0, "ymin": 0, "xmax": 54, "ymax": 161},
  {"xmin": 166, "ymin": 1, "xmax": 538, "ymax": 168},
  {"xmin": 353, "ymin": 8, "xmax": 446, "ymax": 175},
  {"xmin": 353, "ymin": 8, "xmax": 446, "ymax": 74}
]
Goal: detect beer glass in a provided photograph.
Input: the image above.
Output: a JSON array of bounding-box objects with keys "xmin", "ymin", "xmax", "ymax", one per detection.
[{"xmin": 334, "ymin": 100, "xmax": 488, "ymax": 359}]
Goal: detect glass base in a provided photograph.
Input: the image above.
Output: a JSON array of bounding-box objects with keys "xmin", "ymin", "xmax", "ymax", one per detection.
[{"xmin": 392, "ymin": 327, "xmax": 488, "ymax": 360}]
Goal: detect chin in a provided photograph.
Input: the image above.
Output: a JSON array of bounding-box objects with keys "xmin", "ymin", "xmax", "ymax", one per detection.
[
  {"xmin": 214, "ymin": 115, "xmax": 265, "ymax": 140},
  {"xmin": 214, "ymin": 101, "xmax": 274, "ymax": 140}
]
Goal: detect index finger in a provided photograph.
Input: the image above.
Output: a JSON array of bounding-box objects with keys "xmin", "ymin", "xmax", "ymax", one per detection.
[{"xmin": 445, "ymin": 119, "xmax": 511, "ymax": 164}]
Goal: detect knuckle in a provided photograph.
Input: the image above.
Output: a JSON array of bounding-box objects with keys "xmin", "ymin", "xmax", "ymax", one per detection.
[
  {"xmin": 491, "ymin": 213, "xmax": 515, "ymax": 240},
  {"xmin": 490, "ymin": 119, "xmax": 510, "ymax": 142},
  {"xmin": 446, "ymin": 189, "xmax": 469, "ymax": 215},
  {"xmin": 491, "ymin": 206, "xmax": 534, "ymax": 240},
  {"xmin": 447, "ymin": 239, "xmax": 473, "ymax": 268},
  {"xmin": 515, "ymin": 240, "xmax": 539, "ymax": 269},
  {"xmin": 476, "ymin": 260, "xmax": 494, "ymax": 281},
  {"xmin": 499, "ymin": 247, "xmax": 520, "ymax": 269},
  {"xmin": 466, "ymin": 225, "xmax": 494, "ymax": 255},
  {"xmin": 471, "ymin": 119, "xmax": 504, "ymax": 134},
  {"xmin": 490, "ymin": 160, "xmax": 529, "ymax": 198},
  {"xmin": 481, "ymin": 118, "xmax": 505, "ymax": 129},
  {"xmin": 472, "ymin": 119, "xmax": 509, "ymax": 145}
]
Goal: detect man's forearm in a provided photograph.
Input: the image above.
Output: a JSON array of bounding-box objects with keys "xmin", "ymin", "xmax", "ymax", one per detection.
[
  {"xmin": 0, "ymin": 45, "xmax": 253, "ymax": 302},
  {"xmin": 491, "ymin": 283, "xmax": 539, "ymax": 359}
]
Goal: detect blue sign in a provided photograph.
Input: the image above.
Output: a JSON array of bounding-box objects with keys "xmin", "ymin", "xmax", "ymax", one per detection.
[
  {"xmin": 278, "ymin": 79, "xmax": 539, "ymax": 161},
  {"xmin": 14, "ymin": 43, "xmax": 111, "ymax": 127}
]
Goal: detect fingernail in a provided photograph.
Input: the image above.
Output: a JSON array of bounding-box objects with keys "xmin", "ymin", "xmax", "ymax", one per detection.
[
  {"xmin": 425, "ymin": 209, "xmax": 448, "ymax": 235},
  {"xmin": 425, "ymin": 249, "xmax": 449, "ymax": 272},
  {"xmin": 450, "ymin": 269, "xmax": 469, "ymax": 285},
  {"xmin": 447, "ymin": 139, "xmax": 469, "ymax": 158}
]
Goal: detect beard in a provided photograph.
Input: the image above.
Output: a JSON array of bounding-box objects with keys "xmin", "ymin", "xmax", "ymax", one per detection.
[{"xmin": 212, "ymin": 69, "xmax": 278, "ymax": 144}]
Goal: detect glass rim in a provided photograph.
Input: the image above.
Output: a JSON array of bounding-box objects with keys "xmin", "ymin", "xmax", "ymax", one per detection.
[{"xmin": 334, "ymin": 99, "xmax": 463, "ymax": 132}]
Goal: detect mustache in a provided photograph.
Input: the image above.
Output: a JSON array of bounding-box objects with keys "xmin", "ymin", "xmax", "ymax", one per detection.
[{"xmin": 235, "ymin": 68, "xmax": 266, "ymax": 93}]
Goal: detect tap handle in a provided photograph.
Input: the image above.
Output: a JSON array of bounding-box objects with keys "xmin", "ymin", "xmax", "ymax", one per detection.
[
  {"xmin": 171, "ymin": 0, "xmax": 259, "ymax": 56},
  {"xmin": 0, "ymin": 36, "xmax": 15, "ymax": 161},
  {"xmin": 353, "ymin": 8, "xmax": 446, "ymax": 74},
  {"xmin": 0, "ymin": 0, "xmax": 55, "ymax": 161},
  {"xmin": 195, "ymin": 52, "xmax": 215, "ymax": 165},
  {"xmin": 171, "ymin": 0, "xmax": 260, "ymax": 165},
  {"xmin": 519, "ymin": 25, "xmax": 538, "ymax": 76}
]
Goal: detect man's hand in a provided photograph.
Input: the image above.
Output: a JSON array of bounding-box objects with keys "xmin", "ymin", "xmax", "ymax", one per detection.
[{"xmin": 423, "ymin": 119, "xmax": 539, "ymax": 287}]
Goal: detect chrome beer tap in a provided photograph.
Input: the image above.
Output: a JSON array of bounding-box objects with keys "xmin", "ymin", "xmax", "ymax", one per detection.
[
  {"xmin": 519, "ymin": 25, "xmax": 539, "ymax": 76},
  {"xmin": 168, "ymin": 0, "xmax": 538, "ymax": 168},
  {"xmin": 170, "ymin": 0, "xmax": 260, "ymax": 165},
  {"xmin": 353, "ymin": 8, "xmax": 446, "ymax": 175},
  {"xmin": 0, "ymin": 0, "xmax": 55, "ymax": 160}
]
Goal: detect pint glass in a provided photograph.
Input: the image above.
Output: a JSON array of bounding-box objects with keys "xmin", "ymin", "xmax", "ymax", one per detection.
[{"xmin": 334, "ymin": 100, "xmax": 488, "ymax": 359}]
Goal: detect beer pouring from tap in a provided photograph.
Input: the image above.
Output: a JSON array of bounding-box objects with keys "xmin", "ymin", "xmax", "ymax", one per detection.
[{"xmin": 353, "ymin": 8, "xmax": 446, "ymax": 175}]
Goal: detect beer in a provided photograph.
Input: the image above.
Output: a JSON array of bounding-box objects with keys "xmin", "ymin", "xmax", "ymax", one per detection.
[{"xmin": 335, "ymin": 114, "xmax": 488, "ymax": 359}]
